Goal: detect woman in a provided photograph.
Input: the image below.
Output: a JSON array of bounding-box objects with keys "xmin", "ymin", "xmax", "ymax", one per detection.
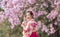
[{"xmin": 21, "ymin": 11, "xmax": 39, "ymax": 37}]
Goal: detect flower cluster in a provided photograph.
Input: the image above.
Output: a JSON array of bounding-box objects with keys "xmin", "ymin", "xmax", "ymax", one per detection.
[{"xmin": 0, "ymin": 0, "xmax": 60, "ymax": 35}]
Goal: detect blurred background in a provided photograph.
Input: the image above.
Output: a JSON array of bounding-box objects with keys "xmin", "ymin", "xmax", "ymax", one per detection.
[{"xmin": 0, "ymin": 0, "xmax": 60, "ymax": 37}]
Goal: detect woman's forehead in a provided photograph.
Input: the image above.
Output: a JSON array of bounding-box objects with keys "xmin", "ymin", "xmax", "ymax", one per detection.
[{"xmin": 26, "ymin": 13, "xmax": 30, "ymax": 15}]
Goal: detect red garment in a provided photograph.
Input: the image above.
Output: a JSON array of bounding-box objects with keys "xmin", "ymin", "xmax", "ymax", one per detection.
[
  {"xmin": 22, "ymin": 19, "xmax": 40, "ymax": 37},
  {"xmin": 30, "ymin": 32, "xmax": 39, "ymax": 37}
]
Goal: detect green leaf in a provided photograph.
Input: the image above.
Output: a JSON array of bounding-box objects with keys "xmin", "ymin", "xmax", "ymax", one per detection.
[{"xmin": 0, "ymin": 7, "xmax": 4, "ymax": 11}]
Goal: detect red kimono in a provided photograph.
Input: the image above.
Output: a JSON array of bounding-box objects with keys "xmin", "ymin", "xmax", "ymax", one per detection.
[{"xmin": 22, "ymin": 19, "xmax": 39, "ymax": 37}]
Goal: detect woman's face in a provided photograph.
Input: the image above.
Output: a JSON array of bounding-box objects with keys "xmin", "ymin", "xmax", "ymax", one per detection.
[{"xmin": 26, "ymin": 13, "xmax": 31, "ymax": 19}]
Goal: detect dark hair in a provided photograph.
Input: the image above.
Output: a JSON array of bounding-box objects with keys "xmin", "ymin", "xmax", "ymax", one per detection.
[{"xmin": 28, "ymin": 11, "xmax": 33, "ymax": 16}]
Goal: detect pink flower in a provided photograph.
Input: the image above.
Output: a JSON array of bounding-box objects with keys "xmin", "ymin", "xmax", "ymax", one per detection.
[
  {"xmin": 54, "ymin": 21, "xmax": 58, "ymax": 25},
  {"xmin": 4, "ymin": 8, "xmax": 21, "ymax": 29},
  {"xmin": 41, "ymin": 23, "xmax": 49, "ymax": 33},
  {"xmin": 8, "ymin": 12, "xmax": 20, "ymax": 25},
  {"xmin": 27, "ymin": 0, "xmax": 36, "ymax": 4},
  {"xmin": 49, "ymin": 24, "xmax": 56, "ymax": 34},
  {"xmin": 8, "ymin": 14, "xmax": 20, "ymax": 29},
  {"xmin": 41, "ymin": 24, "xmax": 49, "ymax": 33},
  {"xmin": 57, "ymin": 14, "xmax": 60, "ymax": 22},
  {"xmin": 50, "ymin": 28, "xmax": 56, "ymax": 34},
  {"xmin": 38, "ymin": 21, "xmax": 42, "ymax": 29},
  {"xmin": 47, "ymin": 10, "xmax": 58, "ymax": 20},
  {"xmin": 38, "ymin": 11, "xmax": 47, "ymax": 16},
  {"xmin": 54, "ymin": 0, "xmax": 60, "ymax": 6},
  {"xmin": 0, "ymin": 11, "xmax": 5, "ymax": 23},
  {"xmin": 43, "ymin": 2, "xmax": 48, "ymax": 7}
]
